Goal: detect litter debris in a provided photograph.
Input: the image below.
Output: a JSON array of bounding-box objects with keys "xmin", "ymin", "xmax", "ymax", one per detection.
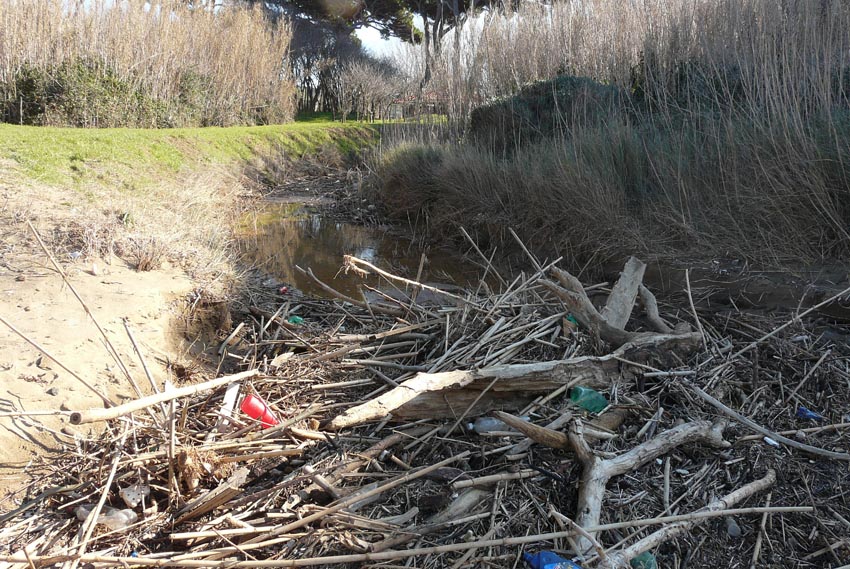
[
  {"xmin": 795, "ymin": 406, "xmax": 825, "ymax": 421},
  {"xmin": 74, "ymin": 506, "xmax": 138, "ymax": 531},
  {"xmin": 524, "ymin": 550, "xmax": 582, "ymax": 569},
  {"xmin": 763, "ymin": 436, "xmax": 781, "ymax": 448},
  {"xmin": 119, "ymin": 483, "xmax": 150, "ymax": 508},
  {"xmin": 570, "ymin": 385, "xmax": 608, "ymax": 413},
  {"xmin": 630, "ymin": 551, "xmax": 658, "ymax": 569},
  {"xmin": 468, "ymin": 415, "xmax": 530, "ymax": 434},
  {"xmin": 240, "ymin": 393, "xmax": 279, "ymax": 428},
  {"xmin": 725, "ymin": 516, "xmax": 742, "ymax": 538}
]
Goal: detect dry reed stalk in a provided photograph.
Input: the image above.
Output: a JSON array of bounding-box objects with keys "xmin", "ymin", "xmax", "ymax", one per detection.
[{"xmin": 0, "ymin": 0, "xmax": 293, "ymax": 126}]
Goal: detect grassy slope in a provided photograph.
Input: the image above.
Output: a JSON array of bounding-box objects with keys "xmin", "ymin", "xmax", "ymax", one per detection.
[
  {"xmin": 0, "ymin": 120, "xmax": 379, "ymax": 292},
  {"xmin": 0, "ymin": 121, "xmax": 377, "ymax": 188}
]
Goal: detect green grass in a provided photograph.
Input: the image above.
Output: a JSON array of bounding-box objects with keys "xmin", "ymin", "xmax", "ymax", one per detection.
[{"xmin": 0, "ymin": 121, "xmax": 378, "ymax": 188}]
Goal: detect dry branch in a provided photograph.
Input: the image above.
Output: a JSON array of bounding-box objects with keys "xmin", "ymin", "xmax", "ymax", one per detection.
[
  {"xmin": 568, "ymin": 418, "xmax": 729, "ymax": 554},
  {"xmin": 69, "ymin": 370, "xmax": 259, "ymax": 425},
  {"xmin": 542, "ymin": 262, "xmax": 699, "ymax": 349},
  {"xmin": 598, "ymin": 470, "xmax": 778, "ymax": 569}
]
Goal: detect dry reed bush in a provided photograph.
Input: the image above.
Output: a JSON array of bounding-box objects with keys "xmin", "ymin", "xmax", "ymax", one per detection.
[
  {"xmin": 0, "ymin": 0, "xmax": 294, "ymax": 126},
  {"xmin": 378, "ymin": 0, "xmax": 850, "ymax": 265},
  {"xmin": 393, "ymin": 0, "xmax": 850, "ymax": 120}
]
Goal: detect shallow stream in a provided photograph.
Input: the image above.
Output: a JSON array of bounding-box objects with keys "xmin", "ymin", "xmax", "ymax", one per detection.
[{"xmin": 238, "ymin": 201, "xmax": 485, "ymax": 300}]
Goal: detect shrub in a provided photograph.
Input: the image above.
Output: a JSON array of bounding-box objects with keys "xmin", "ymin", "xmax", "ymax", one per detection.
[{"xmin": 467, "ymin": 76, "xmax": 625, "ymax": 153}]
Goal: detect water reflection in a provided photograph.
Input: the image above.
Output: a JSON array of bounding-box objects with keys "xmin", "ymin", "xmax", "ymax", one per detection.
[{"xmin": 239, "ymin": 204, "xmax": 482, "ymax": 299}]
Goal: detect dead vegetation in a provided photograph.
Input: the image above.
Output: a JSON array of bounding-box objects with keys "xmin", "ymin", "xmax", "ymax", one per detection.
[{"xmin": 1, "ymin": 249, "xmax": 849, "ymax": 568}]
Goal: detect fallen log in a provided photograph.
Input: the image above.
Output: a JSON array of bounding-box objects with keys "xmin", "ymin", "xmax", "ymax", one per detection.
[{"xmin": 325, "ymin": 335, "xmax": 694, "ymax": 430}]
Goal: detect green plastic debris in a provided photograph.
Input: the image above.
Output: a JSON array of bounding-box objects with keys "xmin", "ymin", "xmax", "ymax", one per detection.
[
  {"xmin": 566, "ymin": 314, "xmax": 578, "ymax": 326},
  {"xmin": 569, "ymin": 386, "xmax": 608, "ymax": 413},
  {"xmin": 286, "ymin": 316, "xmax": 304, "ymax": 325},
  {"xmin": 630, "ymin": 552, "xmax": 657, "ymax": 569}
]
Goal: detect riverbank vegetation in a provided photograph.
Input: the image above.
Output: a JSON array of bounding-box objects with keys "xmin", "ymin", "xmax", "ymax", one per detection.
[
  {"xmin": 373, "ymin": 0, "xmax": 850, "ymax": 268},
  {"xmin": 0, "ymin": 0, "xmax": 294, "ymax": 127},
  {"xmin": 0, "ymin": 121, "xmax": 377, "ymax": 291}
]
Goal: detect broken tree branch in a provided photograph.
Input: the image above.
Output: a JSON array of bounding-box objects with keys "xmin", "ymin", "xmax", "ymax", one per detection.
[
  {"xmin": 600, "ymin": 256, "xmax": 646, "ymax": 329},
  {"xmin": 598, "ymin": 470, "xmax": 777, "ymax": 569},
  {"xmin": 568, "ymin": 418, "xmax": 729, "ymax": 555},
  {"xmin": 542, "ymin": 262, "xmax": 698, "ymax": 349}
]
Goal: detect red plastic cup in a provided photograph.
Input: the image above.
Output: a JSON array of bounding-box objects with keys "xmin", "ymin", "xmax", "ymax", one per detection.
[{"xmin": 240, "ymin": 394, "xmax": 279, "ymax": 428}]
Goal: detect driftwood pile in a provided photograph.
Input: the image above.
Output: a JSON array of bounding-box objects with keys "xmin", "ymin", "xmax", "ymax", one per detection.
[{"xmin": 2, "ymin": 252, "xmax": 849, "ymax": 568}]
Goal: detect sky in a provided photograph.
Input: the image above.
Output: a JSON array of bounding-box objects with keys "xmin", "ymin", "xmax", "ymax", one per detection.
[{"xmin": 355, "ymin": 27, "xmax": 401, "ymax": 57}]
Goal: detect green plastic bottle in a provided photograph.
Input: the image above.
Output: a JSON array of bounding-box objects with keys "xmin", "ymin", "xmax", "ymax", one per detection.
[
  {"xmin": 630, "ymin": 552, "xmax": 657, "ymax": 569},
  {"xmin": 570, "ymin": 386, "xmax": 608, "ymax": 413}
]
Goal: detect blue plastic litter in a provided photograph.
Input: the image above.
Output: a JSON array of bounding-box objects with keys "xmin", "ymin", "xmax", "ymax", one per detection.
[
  {"xmin": 523, "ymin": 551, "xmax": 582, "ymax": 569},
  {"xmin": 796, "ymin": 406, "xmax": 825, "ymax": 421}
]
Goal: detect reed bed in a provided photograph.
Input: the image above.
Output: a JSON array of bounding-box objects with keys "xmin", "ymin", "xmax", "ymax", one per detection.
[{"xmin": 0, "ymin": 0, "xmax": 294, "ymax": 126}]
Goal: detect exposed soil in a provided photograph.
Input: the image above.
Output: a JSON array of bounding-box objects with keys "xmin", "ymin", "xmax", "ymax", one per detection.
[{"xmin": 0, "ymin": 206, "xmax": 195, "ymax": 501}]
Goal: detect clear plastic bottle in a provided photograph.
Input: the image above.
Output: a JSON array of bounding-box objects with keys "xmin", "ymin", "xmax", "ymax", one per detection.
[
  {"xmin": 75, "ymin": 505, "xmax": 138, "ymax": 531},
  {"xmin": 467, "ymin": 415, "xmax": 529, "ymax": 434},
  {"xmin": 569, "ymin": 386, "xmax": 608, "ymax": 413}
]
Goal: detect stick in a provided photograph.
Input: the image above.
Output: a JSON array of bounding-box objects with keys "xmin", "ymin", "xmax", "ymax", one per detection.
[
  {"xmin": 750, "ymin": 493, "xmax": 771, "ymax": 569},
  {"xmin": 683, "ymin": 379, "xmax": 850, "ymax": 461},
  {"xmin": 69, "ymin": 370, "xmax": 259, "ymax": 425},
  {"xmin": 345, "ymin": 255, "xmax": 477, "ymax": 307},
  {"xmin": 784, "ymin": 349, "xmax": 831, "ymax": 404},
  {"xmin": 452, "ymin": 469, "xmax": 537, "ymax": 489},
  {"xmin": 684, "ymin": 268, "xmax": 707, "ymax": 350}
]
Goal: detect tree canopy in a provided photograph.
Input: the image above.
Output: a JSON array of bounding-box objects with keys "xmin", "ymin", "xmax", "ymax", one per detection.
[
  {"xmin": 269, "ymin": 1, "xmax": 520, "ymax": 44},
  {"xmin": 270, "ymin": 1, "xmax": 420, "ymax": 41}
]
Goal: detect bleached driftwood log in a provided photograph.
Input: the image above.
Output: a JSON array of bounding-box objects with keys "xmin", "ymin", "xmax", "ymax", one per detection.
[
  {"xmin": 325, "ymin": 335, "xmax": 692, "ymax": 430},
  {"xmin": 541, "ymin": 258, "xmax": 699, "ymax": 348}
]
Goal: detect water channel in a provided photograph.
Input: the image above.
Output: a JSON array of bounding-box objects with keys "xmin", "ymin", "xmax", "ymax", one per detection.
[{"xmin": 238, "ymin": 202, "xmax": 486, "ymax": 300}]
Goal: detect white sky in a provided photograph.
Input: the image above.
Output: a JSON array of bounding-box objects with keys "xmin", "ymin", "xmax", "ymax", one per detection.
[{"xmin": 355, "ymin": 27, "xmax": 403, "ymax": 57}]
